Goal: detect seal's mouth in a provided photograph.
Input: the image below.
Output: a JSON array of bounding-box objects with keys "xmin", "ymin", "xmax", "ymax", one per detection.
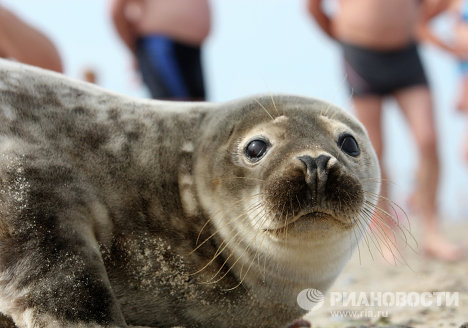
[
  {"xmin": 293, "ymin": 211, "xmax": 334, "ymax": 224},
  {"xmin": 264, "ymin": 210, "xmax": 353, "ymax": 233}
]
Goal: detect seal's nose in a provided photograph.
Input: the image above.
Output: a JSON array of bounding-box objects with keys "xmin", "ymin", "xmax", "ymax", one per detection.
[{"xmin": 298, "ymin": 154, "xmax": 331, "ymax": 174}]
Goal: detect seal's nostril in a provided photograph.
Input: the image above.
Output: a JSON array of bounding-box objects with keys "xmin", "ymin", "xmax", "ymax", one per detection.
[
  {"xmin": 315, "ymin": 155, "xmax": 331, "ymax": 171},
  {"xmin": 298, "ymin": 155, "xmax": 331, "ymax": 173},
  {"xmin": 298, "ymin": 155, "xmax": 316, "ymax": 172}
]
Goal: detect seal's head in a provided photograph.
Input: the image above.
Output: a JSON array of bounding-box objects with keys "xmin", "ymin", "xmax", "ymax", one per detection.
[{"xmin": 194, "ymin": 95, "xmax": 380, "ymax": 309}]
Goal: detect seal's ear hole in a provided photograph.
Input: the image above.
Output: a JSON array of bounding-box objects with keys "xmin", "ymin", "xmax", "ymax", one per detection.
[
  {"xmin": 244, "ymin": 138, "xmax": 270, "ymax": 162},
  {"xmin": 337, "ymin": 134, "xmax": 360, "ymax": 157},
  {"xmin": 227, "ymin": 125, "xmax": 235, "ymax": 139}
]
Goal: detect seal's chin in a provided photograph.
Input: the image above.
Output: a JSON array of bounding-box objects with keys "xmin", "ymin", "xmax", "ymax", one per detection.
[{"xmin": 264, "ymin": 211, "xmax": 355, "ymax": 235}]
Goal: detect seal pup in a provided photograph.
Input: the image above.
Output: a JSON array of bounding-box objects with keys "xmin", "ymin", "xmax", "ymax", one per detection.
[{"xmin": 0, "ymin": 59, "xmax": 380, "ymax": 328}]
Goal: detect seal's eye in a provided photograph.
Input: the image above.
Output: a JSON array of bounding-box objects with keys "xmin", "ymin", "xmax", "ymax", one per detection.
[
  {"xmin": 338, "ymin": 134, "xmax": 360, "ymax": 157},
  {"xmin": 245, "ymin": 139, "xmax": 269, "ymax": 161}
]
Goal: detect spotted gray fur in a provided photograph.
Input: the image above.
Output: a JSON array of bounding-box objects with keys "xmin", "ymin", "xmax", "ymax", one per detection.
[{"xmin": 0, "ymin": 60, "xmax": 380, "ymax": 328}]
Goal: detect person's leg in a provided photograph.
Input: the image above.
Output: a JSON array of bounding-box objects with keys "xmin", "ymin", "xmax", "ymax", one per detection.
[
  {"xmin": 394, "ymin": 85, "xmax": 463, "ymax": 261},
  {"xmin": 455, "ymin": 76, "xmax": 468, "ymax": 162},
  {"xmin": 462, "ymin": 120, "xmax": 468, "ymax": 164},
  {"xmin": 353, "ymin": 96, "xmax": 400, "ymax": 263},
  {"xmin": 456, "ymin": 63, "xmax": 468, "ymax": 161},
  {"xmin": 456, "ymin": 76, "xmax": 468, "ymax": 112}
]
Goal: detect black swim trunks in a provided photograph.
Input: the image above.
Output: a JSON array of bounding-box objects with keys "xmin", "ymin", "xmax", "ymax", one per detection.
[
  {"xmin": 342, "ymin": 42, "xmax": 428, "ymax": 97},
  {"xmin": 136, "ymin": 35, "xmax": 206, "ymax": 100}
]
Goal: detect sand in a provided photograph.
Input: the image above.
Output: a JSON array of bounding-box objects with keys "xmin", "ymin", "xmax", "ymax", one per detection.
[{"xmin": 304, "ymin": 221, "xmax": 468, "ymax": 328}]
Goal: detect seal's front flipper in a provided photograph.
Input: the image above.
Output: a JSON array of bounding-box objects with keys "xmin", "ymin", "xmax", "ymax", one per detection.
[
  {"xmin": 0, "ymin": 313, "xmax": 16, "ymax": 328},
  {"xmin": 0, "ymin": 219, "xmax": 127, "ymax": 327},
  {"xmin": 0, "ymin": 155, "xmax": 127, "ymax": 328},
  {"xmin": 0, "ymin": 217, "xmax": 127, "ymax": 327}
]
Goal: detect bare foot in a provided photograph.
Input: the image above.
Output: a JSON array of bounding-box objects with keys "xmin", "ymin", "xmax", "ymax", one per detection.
[
  {"xmin": 369, "ymin": 220, "xmax": 404, "ymax": 265},
  {"xmin": 405, "ymin": 191, "xmax": 420, "ymax": 216},
  {"xmin": 380, "ymin": 240, "xmax": 403, "ymax": 264},
  {"xmin": 423, "ymin": 233, "xmax": 465, "ymax": 262},
  {"xmin": 377, "ymin": 230, "xmax": 405, "ymax": 265},
  {"xmin": 463, "ymin": 146, "xmax": 468, "ymax": 164},
  {"xmin": 461, "ymin": 134, "xmax": 468, "ymax": 164},
  {"xmin": 456, "ymin": 98, "xmax": 468, "ymax": 112}
]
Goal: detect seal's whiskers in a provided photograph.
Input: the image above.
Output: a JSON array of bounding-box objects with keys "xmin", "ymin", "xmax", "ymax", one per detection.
[
  {"xmin": 360, "ymin": 206, "xmax": 410, "ymax": 265},
  {"xmin": 193, "ymin": 193, "xmax": 264, "ymax": 246},
  {"xmin": 351, "ymin": 217, "xmax": 365, "ymax": 264},
  {"xmin": 356, "ymin": 212, "xmax": 396, "ymax": 262},
  {"xmin": 358, "ymin": 209, "xmax": 401, "ymax": 263},
  {"xmin": 253, "ymin": 98, "xmax": 275, "ymax": 120},
  {"xmin": 353, "ymin": 214, "xmax": 373, "ymax": 263},
  {"xmin": 223, "ymin": 230, "xmax": 269, "ymax": 291},
  {"xmin": 190, "ymin": 201, "xmax": 264, "ymax": 275},
  {"xmin": 364, "ymin": 199, "xmax": 415, "ymax": 250},
  {"xmin": 202, "ymin": 204, "xmax": 271, "ymax": 285},
  {"xmin": 362, "ymin": 193, "xmax": 418, "ymax": 253},
  {"xmin": 268, "ymin": 93, "xmax": 282, "ymax": 116},
  {"xmin": 364, "ymin": 191, "xmax": 413, "ymax": 230}
]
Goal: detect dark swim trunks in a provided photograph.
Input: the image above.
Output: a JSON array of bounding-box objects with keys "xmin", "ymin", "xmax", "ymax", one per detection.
[
  {"xmin": 342, "ymin": 42, "xmax": 428, "ymax": 97},
  {"xmin": 136, "ymin": 35, "xmax": 206, "ymax": 100}
]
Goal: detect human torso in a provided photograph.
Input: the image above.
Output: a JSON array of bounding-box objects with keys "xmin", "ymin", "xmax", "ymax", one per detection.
[
  {"xmin": 124, "ymin": 0, "xmax": 211, "ymax": 45},
  {"xmin": 333, "ymin": 0, "xmax": 420, "ymax": 49}
]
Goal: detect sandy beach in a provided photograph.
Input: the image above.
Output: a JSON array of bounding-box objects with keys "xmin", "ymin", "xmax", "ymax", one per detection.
[{"xmin": 305, "ymin": 220, "xmax": 468, "ymax": 328}]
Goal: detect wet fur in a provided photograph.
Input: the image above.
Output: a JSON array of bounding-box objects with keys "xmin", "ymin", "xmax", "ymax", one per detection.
[{"xmin": 0, "ymin": 60, "xmax": 380, "ymax": 328}]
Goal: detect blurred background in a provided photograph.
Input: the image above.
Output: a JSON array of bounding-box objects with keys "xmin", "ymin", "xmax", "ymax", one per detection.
[{"xmin": 2, "ymin": 0, "xmax": 468, "ymax": 220}]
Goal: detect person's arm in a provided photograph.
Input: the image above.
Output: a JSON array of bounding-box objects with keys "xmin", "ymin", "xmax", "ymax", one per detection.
[
  {"xmin": 307, "ymin": 0, "xmax": 335, "ymax": 39},
  {"xmin": 110, "ymin": 0, "xmax": 137, "ymax": 53},
  {"xmin": 0, "ymin": 6, "xmax": 63, "ymax": 72},
  {"xmin": 417, "ymin": 0, "xmax": 466, "ymax": 57}
]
